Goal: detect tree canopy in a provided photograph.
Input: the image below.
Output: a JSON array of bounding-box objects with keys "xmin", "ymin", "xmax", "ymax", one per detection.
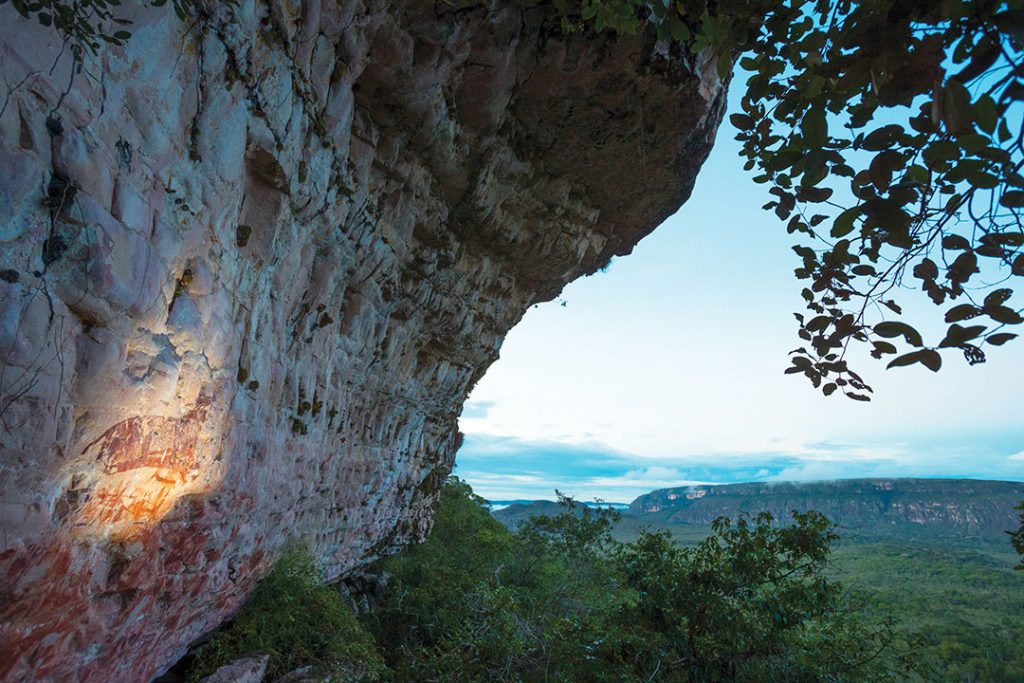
[
  {"xmin": 1012, "ymin": 501, "xmax": 1024, "ymax": 568},
  {"xmin": 556, "ymin": 0, "xmax": 1024, "ymax": 399},
  {"xmin": 363, "ymin": 478, "xmax": 917, "ymax": 682},
  {"xmin": 186, "ymin": 477, "xmax": 1021, "ymax": 680}
]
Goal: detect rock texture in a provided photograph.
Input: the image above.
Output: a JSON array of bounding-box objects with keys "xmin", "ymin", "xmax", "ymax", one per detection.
[
  {"xmin": 198, "ymin": 655, "xmax": 270, "ymax": 683},
  {"xmin": 0, "ymin": 2, "xmax": 725, "ymax": 680}
]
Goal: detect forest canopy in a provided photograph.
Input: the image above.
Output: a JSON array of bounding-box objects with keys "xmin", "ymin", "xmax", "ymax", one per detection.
[{"xmin": 187, "ymin": 478, "xmax": 924, "ymax": 682}]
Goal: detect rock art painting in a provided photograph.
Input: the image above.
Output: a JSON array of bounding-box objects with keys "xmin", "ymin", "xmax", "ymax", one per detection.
[{"xmin": 0, "ymin": 1, "xmax": 725, "ymax": 679}]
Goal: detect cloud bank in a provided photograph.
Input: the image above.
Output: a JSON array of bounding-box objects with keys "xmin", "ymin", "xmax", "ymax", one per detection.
[{"xmin": 455, "ymin": 431, "xmax": 1024, "ymax": 503}]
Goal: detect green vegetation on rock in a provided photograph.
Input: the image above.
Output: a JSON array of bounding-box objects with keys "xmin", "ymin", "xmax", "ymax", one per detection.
[
  {"xmin": 193, "ymin": 478, "xmax": 919, "ymax": 681},
  {"xmin": 186, "ymin": 546, "xmax": 385, "ymax": 682},
  {"xmin": 187, "ymin": 478, "xmax": 1024, "ymax": 680}
]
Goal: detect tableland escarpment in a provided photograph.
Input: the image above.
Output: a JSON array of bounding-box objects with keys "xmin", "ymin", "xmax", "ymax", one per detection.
[
  {"xmin": 0, "ymin": 1, "xmax": 726, "ymax": 680},
  {"xmin": 629, "ymin": 478, "xmax": 1024, "ymax": 536},
  {"xmin": 494, "ymin": 478, "xmax": 1024, "ymax": 540}
]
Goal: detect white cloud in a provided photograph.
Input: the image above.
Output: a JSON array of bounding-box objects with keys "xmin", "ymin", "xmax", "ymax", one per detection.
[
  {"xmin": 461, "ymin": 400, "xmax": 495, "ymax": 420},
  {"xmin": 455, "ymin": 431, "xmax": 1024, "ymax": 504},
  {"xmin": 459, "ymin": 187, "xmax": 1024, "ymax": 464},
  {"xmin": 771, "ymin": 461, "xmax": 874, "ymax": 482},
  {"xmin": 460, "ymin": 472, "xmax": 545, "ymax": 484},
  {"xmin": 621, "ymin": 466, "xmax": 688, "ymax": 481}
]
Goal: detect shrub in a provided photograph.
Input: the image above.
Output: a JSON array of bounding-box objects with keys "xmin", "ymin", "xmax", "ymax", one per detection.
[
  {"xmin": 367, "ymin": 478, "xmax": 912, "ymax": 682},
  {"xmin": 187, "ymin": 546, "xmax": 384, "ymax": 682}
]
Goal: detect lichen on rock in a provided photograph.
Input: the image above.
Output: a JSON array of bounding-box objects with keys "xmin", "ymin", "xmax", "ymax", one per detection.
[{"xmin": 0, "ymin": 1, "xmax": 726, "ymax": 680}]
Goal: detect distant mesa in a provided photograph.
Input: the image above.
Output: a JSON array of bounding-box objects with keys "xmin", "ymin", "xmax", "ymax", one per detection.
[
  {"xmin": 487, "ymin": 499, "xmax": 629, "ymax": 511},
  {"xmin": 493, "ymin": 478, "xmax": 1024, "ymax": 540}
]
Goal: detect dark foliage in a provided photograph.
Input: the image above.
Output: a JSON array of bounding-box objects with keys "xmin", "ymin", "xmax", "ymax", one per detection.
[
  {"xmin": 367, "ymin": 478, "xmax": 915, "ymax": 682},
  {"xmin": 1012, "ymin": 500, "xmax": 1024, "ymax": 568},
  {"xmin": 186, "ymin": 547, "xmax": 385, "ymax": 682},
  {"xmin": 554, "ymin": 0, "xmax": 1024, "ymax": 399}
]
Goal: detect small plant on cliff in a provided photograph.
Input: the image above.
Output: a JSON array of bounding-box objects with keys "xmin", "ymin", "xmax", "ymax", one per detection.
[
  {"xmin": 186, "ymin": 546, "xmax": 384, "ymax": 682},
  {"xmin": 0, "ymin": 0, "xmax": 235, "ymax": 66}
]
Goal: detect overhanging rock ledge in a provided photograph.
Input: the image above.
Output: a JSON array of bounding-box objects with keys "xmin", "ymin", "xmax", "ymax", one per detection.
[{"xmin": 0, "ymin": 1, "xmax": 726, "ymax": 680}]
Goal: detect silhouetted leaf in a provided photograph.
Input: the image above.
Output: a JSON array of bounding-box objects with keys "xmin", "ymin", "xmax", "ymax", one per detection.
[
  {"xmin": 923, "ymin": 140, "xmax": 960, "ymax": 168},
  {"xmin": 869, "ymin": 151, "xmax": 904, "ymax": 191},
  {"xmin": 938, "ymin": 323, "xmax": 986, "ymax": 348},
  {"xmin": 956, "ymin": 38, "xmax": 999, "ymax": 82},
  {"xmin": 942, "ymin": 234, "xmax": 971, "ymax": 250},
  {"xmin": 883, "ymin": 300, "xmax": 903, "ymax": 315},
  {"xmin": 1000, "ymin": 191, "xmax": 1024, "ymax": 208},
  {"xmin": 873, "ymin": 321, "xmax": 922, "ymax": 346},
  {"xmin": 730, "ymin": 113, "xmax": 755, "ymax": 130},
  {"xmin": 806, "ymin": 316, "xmax": 831, "ymax": 332},
  {"xmin": 945, "ymin": 304, "xmax": 982, "ymax": 322},
  {"xmin": 912, "ymin": 258, "xmax": 938, "ymax": 280},
  {"xmin": 966, "ymin": 169, "xmax": 999, "ymax": 188},
  {"xmin": 887, "ymin": 349, "xmax": 940, "ymax": 371},
  {"xmin": 870, "ymin": 340, "xmax": 897, "ymax": 359},
  {"xmin": 831, "ymin": 207, "xmax": 860, "ymax": 238},
  {"xmin": 919, "ymin": 349, "xmax": 942, "ymax": 372},
  {"xmin": 984, "ymin": 288, "xmax": 1013, "ymax": 309},
  {"xmin": 861, "ymin": 125, "xmax": 903, "ymax": 151},
  {"xmin": 987, "ymin": 306, "xmax": 1024, "ymax": 325},
  {"xmin": 887, "ymin": 351, "xmax": 923, "ymax": 368},
  {"xmin": 942, "ymin": 79, "xmax": 973, "ymax": 134},
  {"xmin": 802, "ymin": 107, "xmax": 828, "ymax": 147},
  {"xmin": 994, "ymin": 232, "xmax": 1024, "ymax": 245},
  {"xmin": 987, "ymin": 333, "xmax": 1019, "ymax": 346},
  {"xmin": 947, "ymin": 252, "xmax": 979, "ymax": 284}
]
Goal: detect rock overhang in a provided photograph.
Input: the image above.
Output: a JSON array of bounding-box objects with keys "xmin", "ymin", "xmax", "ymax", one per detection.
[{"xmin": 0, "ymin": 2, "xmax": 726, "ymax": 680}]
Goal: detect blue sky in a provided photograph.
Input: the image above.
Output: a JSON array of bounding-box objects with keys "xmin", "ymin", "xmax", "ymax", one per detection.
[{"xmin": 455, "ymin": 92, "xmax": 1024, "ymax": 503}]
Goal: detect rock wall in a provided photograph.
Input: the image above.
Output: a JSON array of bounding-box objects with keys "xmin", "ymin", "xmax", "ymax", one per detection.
[{"xmin": 0, "ymin": 2, "xmax": 725, "ymax": 680}]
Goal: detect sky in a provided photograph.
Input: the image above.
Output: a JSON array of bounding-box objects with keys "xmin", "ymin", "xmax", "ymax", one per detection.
[{"xmin": 455, "ymin": 93, "xmax": 1024, "ymax": 504}]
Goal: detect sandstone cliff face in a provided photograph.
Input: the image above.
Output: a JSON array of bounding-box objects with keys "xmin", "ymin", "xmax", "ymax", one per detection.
[{"xmin": 0, "ymin": 2, "xmax": 725, "ymax": 680}]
